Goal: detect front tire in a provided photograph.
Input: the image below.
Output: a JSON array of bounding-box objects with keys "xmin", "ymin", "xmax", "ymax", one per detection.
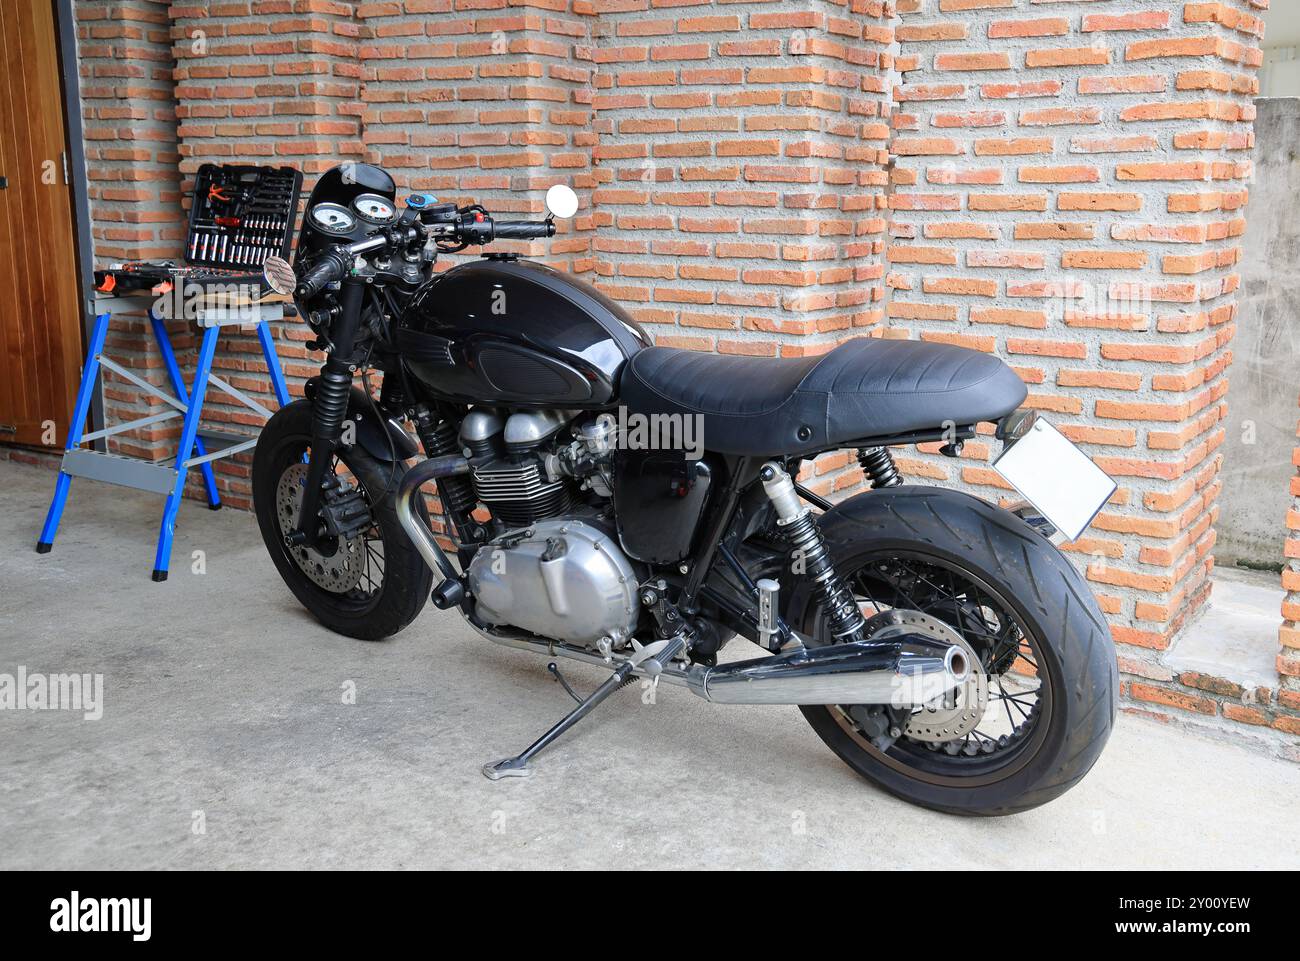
[
  {"xmin": 792, "ymin": 486, "xmax": 1117, "ymax": 817},
  {"xmin": 252, "ymin": 400, "xmax": 433, "ymax": 640}
]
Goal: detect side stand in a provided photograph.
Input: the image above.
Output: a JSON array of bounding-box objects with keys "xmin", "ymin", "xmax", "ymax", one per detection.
[{"xmin": 482, "ymin": 635, "xmax": 686, "ymax": 780}]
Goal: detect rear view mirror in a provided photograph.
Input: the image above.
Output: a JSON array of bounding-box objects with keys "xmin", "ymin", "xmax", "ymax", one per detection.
[
  {"xmin": 545, "ymin": 184, "xmax": 579, "ymax": 220},
  {"xmin": 263, "ymin": 255, "xmax": 296, "ymax": 295}
]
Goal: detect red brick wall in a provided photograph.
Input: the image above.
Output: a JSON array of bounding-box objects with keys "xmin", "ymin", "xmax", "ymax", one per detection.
[
  {"xmin": 356, "ymin": 1, "xmax": 597, "ymax": 276},
  {"xmin": 888, "ymin": 0, "xmax": 1262, "ymax": 666},
  {"xmin": 73, "ymin": 2, "xmax": 188, "ymax": 467},
  {"xmin": 77, "ymin": 0, "xmax": 185, "ymax": 261},
  {"xmin": 162, "ymin": 1, "xmax": 367, "ymax": 506},
  {"xmin": 590, "ymin": 0, "xmax": 896, "ymax": 496},
  {"xmin": 1280, "ymin": 401, "xmax": 1300, "ymax": 725}
]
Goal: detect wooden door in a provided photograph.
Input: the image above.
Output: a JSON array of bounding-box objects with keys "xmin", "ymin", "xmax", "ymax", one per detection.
[{"xmin": 0, "ymin": 0, "xmax": 82, "ymax": 447}]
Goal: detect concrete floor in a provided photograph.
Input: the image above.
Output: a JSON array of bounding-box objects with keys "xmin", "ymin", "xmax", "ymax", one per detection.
[{"xmin": 2, "ymin": 459, "xmax": 1298, "ymax": 870}]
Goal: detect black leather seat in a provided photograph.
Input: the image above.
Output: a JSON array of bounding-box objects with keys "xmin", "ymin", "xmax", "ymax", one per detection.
[{"xmin": 618, "ymin": 337, "xmax": 1027, "ymax": 457}]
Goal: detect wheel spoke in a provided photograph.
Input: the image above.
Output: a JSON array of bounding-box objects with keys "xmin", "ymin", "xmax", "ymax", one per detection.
[{"xmin": 841, "ymin": 552, "xmax": 1047, "ymax": 772}]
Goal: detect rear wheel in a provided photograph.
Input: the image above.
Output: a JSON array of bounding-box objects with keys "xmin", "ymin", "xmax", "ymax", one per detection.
[
  {"xmin": 252, "ymin": 400, "xmax": 432, "ymax": 640},
  {"xmin": 796, "ymin": 488, "xmax": 1116, "ymax": 816}
]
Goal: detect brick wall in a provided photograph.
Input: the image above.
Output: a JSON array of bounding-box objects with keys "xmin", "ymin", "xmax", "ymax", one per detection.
[
  {"xmin": 355, "ymin": 1, "xmax": 597, "ymax": 275},
  {"xmin": 52, "ymin": 0, "xmax": 1298, "ymax": 747},
  {"xmin": 162, "ymin": 1, "xmax": 368, "ymax": 506},
  {"xmin": 74, "ymin": 1, "xmax": 188, "ymax": 467},
  {"xmin": 590, "ymin": 0, "xmax": 896, "ymax": 497},
  {"xmin": 888, "ymin": 0, "xmax": 1262, "ymax": 668},
  {"xmin": 1281, "ymin": 401, "xmax": 1300, "ymax": 724},
  {"xmin": 77, "ymin": 0, "xmax": 185, "ymax": 261}
]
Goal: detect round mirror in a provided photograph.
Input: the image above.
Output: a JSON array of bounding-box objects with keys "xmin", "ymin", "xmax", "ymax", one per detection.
[
  {"xmin": 263, "ymin": 255, "xmax": 296, "ymax": 296},
  {"xmin": 545, "ymin": 184, "xmax": 579, "ymax": 220}
]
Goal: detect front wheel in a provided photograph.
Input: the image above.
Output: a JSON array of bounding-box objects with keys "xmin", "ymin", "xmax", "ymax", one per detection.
[
  {"xmin": 252, "ymin": 400, "xmax": 433, "ymax": 640},
  {"xmin": 792, "ymin": 486, "xmax": 1117, "ymax": 817}
]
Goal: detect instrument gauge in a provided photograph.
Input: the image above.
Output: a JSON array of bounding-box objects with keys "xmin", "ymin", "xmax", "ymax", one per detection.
[
  {"xmin": 353, "ymin": 193, "xmax": 398, "ymax": 225},
  {"xmin": 309, "ymin": 202, "xmax": 356, "ymax": 235}
]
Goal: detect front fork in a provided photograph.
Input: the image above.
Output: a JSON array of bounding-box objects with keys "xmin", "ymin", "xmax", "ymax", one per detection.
[{"xmin": 289, "ymin": 280, "xmax": 365, "ymax": 549}]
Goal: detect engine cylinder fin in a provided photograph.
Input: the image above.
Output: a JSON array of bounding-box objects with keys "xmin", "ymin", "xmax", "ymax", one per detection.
[{"xmin": 472, "ymin": 459, "xmax": 572, "ymax": 528}]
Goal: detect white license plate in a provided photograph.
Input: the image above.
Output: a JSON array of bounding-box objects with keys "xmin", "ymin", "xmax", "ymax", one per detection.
[{"xmin": 991, "ymin": 417, "xmax": 1115, "ymax": 542}]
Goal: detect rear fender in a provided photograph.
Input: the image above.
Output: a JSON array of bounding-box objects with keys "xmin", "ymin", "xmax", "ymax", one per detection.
[{"xmin": 777, "ymin": 485, "xmax": 1044, "ymax": 634}]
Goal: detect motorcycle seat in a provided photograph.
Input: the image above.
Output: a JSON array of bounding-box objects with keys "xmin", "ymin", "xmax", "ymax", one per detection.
[{"xmin": 617, "ymin": 336, "xmax": 1027, "ymax": 457}]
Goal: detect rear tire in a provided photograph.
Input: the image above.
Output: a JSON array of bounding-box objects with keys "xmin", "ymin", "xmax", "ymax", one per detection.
[
  {"xmin": 252, "ymin": 400, "xmax": 432, "ymax": 640},
  {"xmin": 793, "ymin": 486, "xmax": 1117, "ymax": 817}
]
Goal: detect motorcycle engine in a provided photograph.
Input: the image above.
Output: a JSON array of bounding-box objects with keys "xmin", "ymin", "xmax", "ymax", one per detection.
[
  {"xmin": 467, "ymin": 518, "xmax": 639, "ymax": 647},
  {"xmin": 459, "ymin": 408, "xmax": 615, "ymax": 529},
  {"xmin": 461, "ymin": 409, "xmax": 636, "ymax": 648}
]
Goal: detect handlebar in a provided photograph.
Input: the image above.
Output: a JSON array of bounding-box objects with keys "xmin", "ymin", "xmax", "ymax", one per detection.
[
  {"xmin": 295, "ymin": 249, "xmax": 350, "ymax": 299},
  {"xmin": 491, "ymin": 220, "xmax": 556, "ymax": 240},
  {"xmin": 293, "ymin": 214, "xmax": 554, "ymax": 298}
]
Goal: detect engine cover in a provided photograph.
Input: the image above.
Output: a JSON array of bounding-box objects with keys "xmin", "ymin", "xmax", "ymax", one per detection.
[{"xmin": 467, "ymin": 518, "xmax": 639, "ymax": 647}]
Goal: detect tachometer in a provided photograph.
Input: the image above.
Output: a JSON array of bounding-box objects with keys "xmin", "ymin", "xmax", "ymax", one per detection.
[
  {"xmin": 309, "ymin": 202, "xmax": 356, "ymax": 235},
  {"xmin": 353, "ymin": 193, "xmax": 397, "ymax": 225}
]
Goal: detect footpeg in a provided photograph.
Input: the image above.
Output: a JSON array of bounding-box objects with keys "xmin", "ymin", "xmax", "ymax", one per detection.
[{"xmin": 756, "ymin": 577, "xmax": 780, "ymax": 651}]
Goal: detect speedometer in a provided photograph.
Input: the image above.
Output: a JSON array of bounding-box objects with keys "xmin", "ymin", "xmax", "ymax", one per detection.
[
  {"xmin": 353, "ymin": 193, "xmax": 397, "ymax": 225},
  {"xmin": 309, "ymin": 202, "xmax": 356, "ymax": 235}
]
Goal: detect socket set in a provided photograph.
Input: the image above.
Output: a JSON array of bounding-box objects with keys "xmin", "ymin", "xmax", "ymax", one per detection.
[{"xmin": 186, "ymin": 163, "xmax": 302, "ymax": 270}]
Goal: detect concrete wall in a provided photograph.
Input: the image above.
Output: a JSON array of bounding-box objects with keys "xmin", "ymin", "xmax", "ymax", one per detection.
[{"xmin": 1217, "ymin": 97, "xmax": 1300, "ymax": 568}]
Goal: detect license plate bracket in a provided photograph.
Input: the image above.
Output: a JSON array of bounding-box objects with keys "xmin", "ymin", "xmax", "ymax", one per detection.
[{"xmin": 991, "ymin": 415, "xmax": 1116, "ymax": 543}]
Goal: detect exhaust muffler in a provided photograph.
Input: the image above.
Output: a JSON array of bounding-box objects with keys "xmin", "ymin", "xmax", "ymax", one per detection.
[{"xmin": 683, "ymin": 637, "xmax": 967, "ymax": 706}]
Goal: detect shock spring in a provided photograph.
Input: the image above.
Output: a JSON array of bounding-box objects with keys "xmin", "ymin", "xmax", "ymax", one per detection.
[
  {"xmin": 857, "ymin": 446, "xmax": 902, "ymax": 489},
  {"xmin": 760, "ymin": 462, "xmax": 865, "ymax": 642}
]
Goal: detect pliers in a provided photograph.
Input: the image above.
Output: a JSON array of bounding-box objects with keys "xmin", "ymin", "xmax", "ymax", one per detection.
[{"xmin": 207, "ymin": 183, "xmax": 233, "ymax": 204}]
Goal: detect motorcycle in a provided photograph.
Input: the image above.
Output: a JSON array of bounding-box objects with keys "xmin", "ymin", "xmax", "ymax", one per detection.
[{"xmin": 252, "ymin": 162, "xmax": 1118, "ymax": 816}]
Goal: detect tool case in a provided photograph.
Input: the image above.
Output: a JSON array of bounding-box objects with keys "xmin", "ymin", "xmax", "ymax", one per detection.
[
  {"xmin": 187, "ymin": 163, "xmax": 301, "ymax": 269},
  {"xmin": 95, "ymin": 163, "xmax": 302, "ymax": 294}
]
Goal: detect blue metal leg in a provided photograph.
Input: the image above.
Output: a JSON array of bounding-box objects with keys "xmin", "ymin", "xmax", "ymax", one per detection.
[
  {"xmin": 152, "ymin": 325, "xmax": 220, "ymax": 581},
  {"xmin": 149, "ymin": 310, "xmax": 221, "ymax": 510},
  {"xmin": 38, "ymin": 311, "xmax": 113, "ymax": 553},
  {"xmin": 256, "ymin": 321, "xmax": 293, "ymax": 408}
]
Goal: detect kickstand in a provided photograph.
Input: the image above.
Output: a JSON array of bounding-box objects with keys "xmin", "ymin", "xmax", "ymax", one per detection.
[
  {"xmin": 547, "ymin": 661, "xmax": 583, "ymax": 704},
  {"xmin": 482, "ymin": 635, "xmax": 686, "ymax": 780}
]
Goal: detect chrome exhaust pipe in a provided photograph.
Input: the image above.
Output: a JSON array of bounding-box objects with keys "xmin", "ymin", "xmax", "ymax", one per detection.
[
  {"xmin": 470, "ymin": 618, "xmax": 966, "ymax": 709},
  {"xmin": 396, "ymin": 453, "xmax": 471, "ymax": 585},
  {"xmin": 683, "ymin": 638, "xmax": 967, "ymax": 706}
]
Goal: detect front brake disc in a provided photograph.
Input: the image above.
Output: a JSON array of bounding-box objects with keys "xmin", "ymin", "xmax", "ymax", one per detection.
[{"xmin": 276, "ymin": 462, "xmax": 366, "ymax": 593}]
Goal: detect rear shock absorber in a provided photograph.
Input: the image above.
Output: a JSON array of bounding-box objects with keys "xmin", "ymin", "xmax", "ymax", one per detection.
[
  {"xmin": 856, "ymin": 446, "xmax": 902, "ymax": 489},
  {"xmin": 760, "ymin": 462, "xmax": 865, "ymax": 642}
]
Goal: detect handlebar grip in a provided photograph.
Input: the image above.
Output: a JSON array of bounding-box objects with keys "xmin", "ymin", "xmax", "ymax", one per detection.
[
  {"xmin": 491, "ymin": 220, "xmax": 555, "ymax": 241},
  {"xmin": 295, "ymin": 251, "xmax": 348, "ymax": 299}
]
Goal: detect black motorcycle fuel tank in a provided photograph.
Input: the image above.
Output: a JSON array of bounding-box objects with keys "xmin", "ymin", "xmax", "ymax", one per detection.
[{"xmin": 399, "ymin": 256, "xmax": 649, "ymax": 408}]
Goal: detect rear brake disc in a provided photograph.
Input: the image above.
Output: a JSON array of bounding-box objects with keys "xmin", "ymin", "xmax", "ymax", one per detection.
[{"xmin": 863, "ymin": 609, "xmax": 988, "ymax": 744}]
